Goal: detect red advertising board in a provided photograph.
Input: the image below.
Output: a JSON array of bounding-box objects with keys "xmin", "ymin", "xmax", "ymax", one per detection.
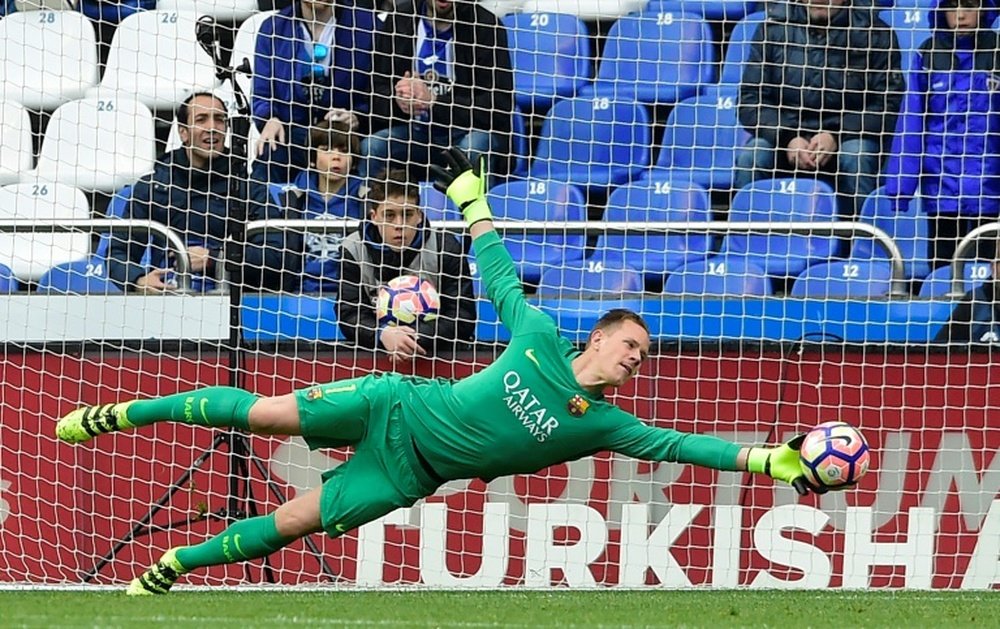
[{"xmin": 1, "ymin": 349, "xmax": 997, "ymax": 589}]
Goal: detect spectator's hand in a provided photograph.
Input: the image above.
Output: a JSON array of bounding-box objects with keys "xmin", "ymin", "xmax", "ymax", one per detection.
[
  {"xmin": 135, "ymin": 269, "xmax": 173, "ymax": 293},
  {"xmin": 409, "ymin": 76, "xmax": 434, "ymax": 111},
  {"xmin": 186, "ymin": 246, "xmax": 213, "ymax": 274},
  {"xmin": 395, "ymin": 71, "xmax": 417, "ymax": 115},
  {"xmin": 786, "ymin": 136, "xmax": 816, "ymax": 170},
  {"xmin": 809, "ymin": 132, "xmax": 838, "ymax": 168},
  {"xmin": 325, "ymin": 108, "xmax": 358, "ymax": 130},
  {"xmin": 380, "ymin": 325, "xmax": 427, "ymax": 362},
  {"xmin": 257, "ymin": 117, "xmax": 285, "ymax": 156}
]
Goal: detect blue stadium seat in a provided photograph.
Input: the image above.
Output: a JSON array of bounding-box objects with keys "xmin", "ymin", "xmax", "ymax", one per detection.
[
  {"xmin": 579, "ymin": 11, "xmax": 715, "ymax": 106},
  {"xmin": 592, "ymin": 175, "xmax": 712, "ymax": 284},
  {"xmin": 722, "ymin": 178, "xmax": 839, "ymax": 276},
  {"xmin": 502, "ymin": 12, "xmax": 592, "ymax": 112},
  {"xmin": 663, "ymin": 256, "xmax": 773, "ymax": 297},
  {"xmin": 36, "ymin": 255, "xmax": 123, "ymax": 294},
  {"xmin": 918, "ymin": 261, "xmax": 994, "ymax": 299},
  {"xmin": 419, "ymin": 181, "xmax": 461, "ymax": 223},
  {"xmin": 789, "ymin": 260, "xmax": 894, "ymax": 299},
  {"xmin": 646, "ymin": 0, "xmax": 758, "ymax": 22},
  {"xmin": 0, "ymin": 262, "xmax": 17, "ymax": 293},
  {"xmin": 537, "ymin": 253, "xmax": 644, "ymax": 298},
  {"xmin": 852, "ymin": 187, "xmax": 931, "ymax": 280},
  {"xmin": 486, "ymin": 180, "xmax": 587, "ymax": 283},
  {"xmin": 530, "ymin": 97, "xmax": 652, "ymax": 191},
  {"xmin": 511, "ymin": 107, "xmax": 530, "ymax": 178},
  {"xmin": 720, "ymin": 11, "xmax": 766, "ymax": 84},
  {"xmin": 646, "ymin": 85, "xmax": 751, "ymax": 190},
  {"xmin": 880, "ymin": 8, "xmax": 932, "ymax": 73}
]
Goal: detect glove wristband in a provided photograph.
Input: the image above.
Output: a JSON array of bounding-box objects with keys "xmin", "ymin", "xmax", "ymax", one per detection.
[
  {"xmin": 746, "ymin": 447, "xmax": 771, "ymax": 475},
  {"xmin": 461, "ymin": 197, "xmax": 493, "ymax": 227}
]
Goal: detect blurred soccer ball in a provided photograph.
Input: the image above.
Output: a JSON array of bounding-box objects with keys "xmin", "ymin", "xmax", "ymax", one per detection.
[
  {"xmin": 799, "ymin": 421, "xmax": 871, "ymax": 490},
  {"xmin": 376, "ymin": 275, "xmax": 440, "ymax": 326}
]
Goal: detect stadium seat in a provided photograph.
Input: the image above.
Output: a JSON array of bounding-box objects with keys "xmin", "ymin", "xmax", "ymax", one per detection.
[
  {"xmin": 529, "ymin": 97, "xmax": 652, "ymax": 191},
  {"xmin": 0, "ymin": 11, "xmax": 99, "ymax": 110},
  {"xmin": 722, "ymin": 178, "xmax": 839, "ymax": 276},
  {"xmin": 36, "ymin": 255, "xmax": 122, "ymax": 294},
  {"xmin": 592, "ymin": 175, "xmax": 712, "ymax": 284},
  {"xmin": 230, "ymin": 10, "xmax": 278, "ymax": 101},
  {"xmin": 419, "ymin": 181, "xmax": 461, "ymax": 222},
  {"xmin": 510, "ymin": 107, "xmax": 530, "ymax": 178},
  {"xmin": 0, "ymin": 262, "xmax": 17, "ymax": 293},
  {"xmin": 481, "ymin": 0, "xmax": 526, "ymax": 16},
  {"xmin": 502, "ymin": 12, "xmax": 592, "ymax": 112},
  {"xmin": 851, "ymin": 187, "xmax": 931, "ymax": 280},
  {"xmin": 918, "ymin": 261, "xmax": 994, "ymax": 299},
  {"xmin": 0, "ymin": 182, "xmax": 90, "ymax": 282},
  {"xmin": 880, "ymin": 8, "xmax": 932, "ymax": 73},
  {"xmin": 537, "ymin": 253, "xmax": 644, "ymax": 298},
  {"xmin": 486, "ymin": 179, "xmax": 587, "ymax": 283},
  {"xmin": 789, "ymin": 260, "xmax": 895, "ymax": 299},
  {"xmin": 579, "ymin": 11, "xmax": 715, "ymax": 106},
  {"xmin": 719, "ymin": 11, "xmax": 766, "ymax": 84},
  {"xmin": 35, "ymin": 97, "xmax": 156, "ymax": 193},
  {"xmin": 663, "ymin": 256, "xmax": 773, "ymax": 297},
  {"xmin": 14, "ymin": 0, "xmax": 73, "ymax": 9},
  {"xmin": 156, "ymin": 0, "xmax": 257, "ymax": 21},
  {"xmin": 645, "ymin": 0, "xmax": 757, "ymax": 22},
  {"xmin": 90, "ymin": 10, "xmax": 218, "ymax": 110},
  {"xmin": 0, "ymin": 100, "xmax": 32, "ymax": 185},
  {"xmin": 520, "ymin": 0, "xmax": 648, "ymax": 22},
  {"xmin": 646, "ymin": 85, "xmax": 751, "ymax": 190}
]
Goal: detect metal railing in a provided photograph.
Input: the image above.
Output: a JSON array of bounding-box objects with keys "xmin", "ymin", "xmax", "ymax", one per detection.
[
  {"xmin": 950, "ymin": 223, "xmax": 1000, "ymax": 298},
  {"xmin": 244, "ymin": 218, "xmax": 909, "ymax": 297},
  {"xmin": 0, "ymin": 219, "xmax": 193, "ymax": 290}
]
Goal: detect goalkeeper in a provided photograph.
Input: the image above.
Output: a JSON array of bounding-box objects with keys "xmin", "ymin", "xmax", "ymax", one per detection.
[{"xmin": 56, "ymin": 148, "xmax": 822, "ymax": 596}]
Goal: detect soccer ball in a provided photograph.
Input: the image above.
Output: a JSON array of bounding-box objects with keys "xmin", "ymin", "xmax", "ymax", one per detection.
[
  {"xmin": 376, "ymin": 275, "xmax": 440, "ymax": 326},
  {"xmin": 799, "ymin": 421, "xmax": 871, "ymax": 490}
]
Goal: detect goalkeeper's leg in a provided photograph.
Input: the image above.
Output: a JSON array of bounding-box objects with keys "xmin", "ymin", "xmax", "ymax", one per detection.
[
  {"xmin": 55, "ymin": 388, "xmax": 301, "ymax": 443},
  {"xmin": 127, "ymin": 485, "xmax": 322, "ymax": 595}
]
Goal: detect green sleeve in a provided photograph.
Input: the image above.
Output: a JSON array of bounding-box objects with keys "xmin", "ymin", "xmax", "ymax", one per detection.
[
  {"xmin": 472, "ymin": 231, "xmax": 555, "ymax": 336},
  {"xmin": 604, "ymin": 411, "xmax": 742, "ymax": 471}
]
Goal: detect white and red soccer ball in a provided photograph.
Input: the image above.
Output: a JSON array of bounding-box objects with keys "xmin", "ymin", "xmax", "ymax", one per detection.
[
  {"xmin": 376, "ymin": 275, "xmax": 441, "ymax": 326},
  {"xmin": 799, "ymin": 421, "xmax": 871, "ymax": 490}
]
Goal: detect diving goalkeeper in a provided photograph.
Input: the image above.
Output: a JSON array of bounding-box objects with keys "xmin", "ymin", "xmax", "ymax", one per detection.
[{"xmin": 56, "ymin": 148, "xmax": 822, "ymax": 595}]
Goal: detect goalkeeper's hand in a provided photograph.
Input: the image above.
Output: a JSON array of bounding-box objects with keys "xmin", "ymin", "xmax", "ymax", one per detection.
[
  {"xmin": 746, "ymin": 434, "xmax": 827, "ymax": 496},
  {"xmin": 429, "ymin": 147, "xmax": 493, "ymax": 227}
]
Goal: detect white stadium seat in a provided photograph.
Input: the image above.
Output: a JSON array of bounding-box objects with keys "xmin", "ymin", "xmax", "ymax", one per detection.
[
  {"xmin": 35, "ymin": 97, "xmax": 156, "ymax": 193},
  {"xmin": 0, "ymin": 181, "xmax": 90, "ymax": 282},
  {"xmin": 90, "ymin": 10, "xmax": 219, "ymax": 110},
  {"xmin": 519, "ymin": 0, "xmax": 648, "ymax": 21},
  {"xmin": 156, "ymin": 0, "xmax": 258, "ymax": 21},
  {"xmin": 230, "ymin": 10, "xmax": 278, "ymax": 101},
  {"xmin": 0, "ymin": 11, "xmax": 100, "ymax": 110},
  {"xmin": 0, "ymin": 101, "xmax": 33, "ymax": 185},
  {"xmin": 14, "ymin": 0, "xmax": 72, "ymax": 11},
  {"xmin": 480, "ymin": 0, "xmax": 525, "ymax": 17}
]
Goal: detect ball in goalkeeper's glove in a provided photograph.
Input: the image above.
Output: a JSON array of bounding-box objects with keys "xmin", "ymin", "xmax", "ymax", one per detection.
[
  {"xmin": 429, "ymin": 147, "xmax": 493, "ymax": 227},
  {"xmin": 747, "ymin": 434, "xmax": 828, "ymax": 496}
]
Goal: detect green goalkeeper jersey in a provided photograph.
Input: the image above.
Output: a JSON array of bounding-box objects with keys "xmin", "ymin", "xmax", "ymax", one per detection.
[{"xmin": 402, "ymin": 231, "xmax": 742, "ymax": 482}]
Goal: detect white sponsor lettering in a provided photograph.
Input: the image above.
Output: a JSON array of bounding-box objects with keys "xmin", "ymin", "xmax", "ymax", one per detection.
[{"xmin": 502, "ymin": 370, "xmax": 560, "ymax": 442}]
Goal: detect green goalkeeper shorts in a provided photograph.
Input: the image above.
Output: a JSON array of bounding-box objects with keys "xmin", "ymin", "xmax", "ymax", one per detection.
[{"xmin": 294, "ymin": 374, "xmax": 443, "ymax": 538}]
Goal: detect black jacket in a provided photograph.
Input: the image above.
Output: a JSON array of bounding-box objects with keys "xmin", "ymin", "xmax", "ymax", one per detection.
[
  {"xmin": 369, "ymin": 0, "xmax": 513, "ymax": 150},
  {"xmin": 337, "ymin": 220, "xmax": 476, "ymax": 353},
  {"xmin": 739, "ymin": 1, "xmax": 904, "ymax": 151}
]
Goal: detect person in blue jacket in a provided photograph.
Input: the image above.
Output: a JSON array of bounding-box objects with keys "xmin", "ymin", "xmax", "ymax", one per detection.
[
  {"xmin": 252, "ymin": 0, "xmax": 378, "ymax": 185},
  {"xmin": 884, "ymin": 0, "xmax": 1000, "ymax": 268}
]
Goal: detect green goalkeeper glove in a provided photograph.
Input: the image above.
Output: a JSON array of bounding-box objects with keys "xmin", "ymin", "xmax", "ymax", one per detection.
[
  {"xmin": 429, "ymin": 147, "xmax": 493, "ymax": 227},
  {"xmin": 746, "ymin": 434, "xmax": 827, "ymax": 496}
]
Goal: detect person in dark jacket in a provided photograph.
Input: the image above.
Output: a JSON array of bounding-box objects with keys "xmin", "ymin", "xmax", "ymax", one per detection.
[
  {"xmin": 252, "ymin": 0, "xmax": 378, "ymax": 184},
  {"xmin": 884, "ymin": 0, "xmax": 1000, "ymax": 268},
  {"xmin": 934, "ymin": 238, "xmax": 1000, "ymax": 343},
  {"xmin": 337, "ymin": 169, "xmax": 475, "ymax": 360},
  {"xmin": 736, "ymin": 0, "xmax": 904, "ymax": 217},
  {"xmin": 109, "ymin": 93, "xmax": 278, "ymax": 293},
  {"xmin": 358, "ymin": 0, "xmax": 514, "ymax": 182},
  {"xmin": 77, "ymin": 0, "xmax": 156, "ymax": 69}
]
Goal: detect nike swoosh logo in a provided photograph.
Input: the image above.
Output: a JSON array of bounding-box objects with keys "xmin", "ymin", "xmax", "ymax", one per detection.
[
  {"xmin": 829, "ymin": 435, "xmax": 853, "ymax": 446},
  {"xmin": 233, "ymin": 533, "xmax": 246, "ymax": 558},
  {"xmin": 199, "ymin": 398, "xmax": 209, "ymax": 422},
  {"xmin": 335, "ymin": 523, "xmax": 347, "ymax": 533},
  {"xmin": 525, "ymin": 348, "xmax": 540, "ymax": 368}
]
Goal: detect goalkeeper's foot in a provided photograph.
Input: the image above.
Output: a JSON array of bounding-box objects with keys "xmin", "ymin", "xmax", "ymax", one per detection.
[
  {"xmin": 55, "ymin": 402, "xmax": 135, "ymax": 444},
  {"xmin": 125, "ymin": 547, "xmax": 188, "ymax": 596}
]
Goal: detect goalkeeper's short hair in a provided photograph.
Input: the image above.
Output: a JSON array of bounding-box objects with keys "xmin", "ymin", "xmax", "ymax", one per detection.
[{"xmin": 587, "ymin": 309, "xmax": 649, "ymax": 347}]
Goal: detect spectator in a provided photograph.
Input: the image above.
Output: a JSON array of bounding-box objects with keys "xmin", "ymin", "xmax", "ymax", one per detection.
[
  {"xmin": 247, "ymin": 120, "xmax": 367, "ymax": 292},
  {"xmin": 934, "ymin": 238, "xmax": 1000, "ymax": 343},
  {"xmin": 77, "ymin": 0, "xmax": 156, "ymax": 69},
  {"xmin": 108, "ymin": 92, "xmax": 277, "ymax": 293},
  {"xmin": 1, "ymin": 0, "xmax": 14, "ymax": 17},
  {"xmin": 736, "ymin": 0, "xmax": 904, "ymax": 217},
  {"xmin": 884, "ymin": 0, "xmax": 1000, "ymax": 268},
  {"xmin": 358, "ymin": 0, "xmax": 513, "ymax": 182},
  {"xmin": 337, "ymin": 169, "xmax": 475, "ymax": 360},
  {"xmin": 252, "ymin": 0, "xmax": 378, "ymax": 184}
]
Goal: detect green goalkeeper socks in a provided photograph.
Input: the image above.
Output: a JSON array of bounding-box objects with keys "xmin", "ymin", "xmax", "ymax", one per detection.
[
  {"xmin": 174, "ymin": 513, "xmax": 295, "ymax": 570},
  {"xmin": 122, "ymin": 386, "xmax": 257, "ymax": 431}
]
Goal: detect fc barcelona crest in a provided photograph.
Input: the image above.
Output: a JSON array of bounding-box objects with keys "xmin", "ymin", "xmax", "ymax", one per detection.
[{"xmin": 567, "ymin": 394, "xmax": 590, "ymax": 418}]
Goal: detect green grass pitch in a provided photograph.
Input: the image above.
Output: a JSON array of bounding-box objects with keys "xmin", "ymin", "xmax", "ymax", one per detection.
[{"xmin": 2, "ymin": 590, "xmax": 997, "ymax": 628}]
